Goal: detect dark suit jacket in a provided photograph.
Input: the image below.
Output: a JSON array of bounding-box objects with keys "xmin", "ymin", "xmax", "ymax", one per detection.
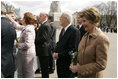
[
  {"xmin": 55, "ymin": 25, "xmax": 80, "ymax": 77},
  {"xmin": 55, "ymin": 24, "xmax": 80, "ymax": 60},
  {"xmin": 1, "ymin": 17, "xmax": 16, "ymax": 77},
  {"xmin": 79, "ymin": 25, "xmax": 86, "ymax": 40},
  {"xmin": 50, "ymin": 22, "xmax": 56, "ymax": 52},
  {"xmin": 35, "ymin": 21, "xmax": 51, "ymax": 56}
]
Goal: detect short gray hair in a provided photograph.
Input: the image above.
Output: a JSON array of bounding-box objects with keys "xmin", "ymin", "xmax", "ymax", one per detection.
[{"xmin": 61, "ymin": 12, "xmax": 72, "ymax": 23}]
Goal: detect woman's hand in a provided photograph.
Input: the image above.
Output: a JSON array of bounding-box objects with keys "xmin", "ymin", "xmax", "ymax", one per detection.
[
  {"xmin": 6, "ymin": 14, "xmax": 14, "ymax": 22},
  {"xmin": 16, "ymin": 42, "xmax": 20, "ymax": 48},
  {"xmin": 69, "ymin": 63, "xmax": 80, "ymax": 73}
]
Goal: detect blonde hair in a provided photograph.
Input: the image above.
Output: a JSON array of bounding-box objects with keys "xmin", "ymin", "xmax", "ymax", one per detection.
[{"xmin": 82, "ymin": 7, "xmax": 101, "ymax": 26}]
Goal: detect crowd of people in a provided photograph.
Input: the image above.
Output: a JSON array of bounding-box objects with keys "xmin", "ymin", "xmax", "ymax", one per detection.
[
  {"xmin": 100, "ymin": 26, "xmax": 117, "ymax": 33},
  {"xmin": 1, "ymin": 7, "xmax": 110, "ymax": 78}
]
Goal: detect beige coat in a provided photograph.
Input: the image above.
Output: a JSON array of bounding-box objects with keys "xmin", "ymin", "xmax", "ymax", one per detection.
[{"xmin": 77, "ymin": 27, "xmax": 110, "ymax": 78}]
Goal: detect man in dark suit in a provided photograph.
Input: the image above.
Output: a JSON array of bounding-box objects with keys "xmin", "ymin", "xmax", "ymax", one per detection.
[
  {"xmin": 53, "ymin": 12, "xmax": 80, "ymax": 78},
  {"xmin": 77, "ymin": 12, "xmax": 86, "ymax": 40},
  {"xmin": 1, "ymin": 11, "xmax": 16, "ymax": 78},
  {"xmin": 47, "ymin": 16, "xmax": 56, "ymax": 74},
  {"xmin": 35, "ymin": 12, "xmax": 51, "ymax": 78}
]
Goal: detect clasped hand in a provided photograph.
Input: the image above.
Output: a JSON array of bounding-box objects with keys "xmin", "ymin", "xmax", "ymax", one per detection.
[
  {"xmin": 69, "ymin": 63, "xmax": 80, "ymax": 73},
  {"xmin": 53, "ymin": 53, "xmax": 58, "ymax": 60}
]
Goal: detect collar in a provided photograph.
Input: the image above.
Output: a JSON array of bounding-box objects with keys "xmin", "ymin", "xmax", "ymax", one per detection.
[
  {"xmin": 64, "ymin": 23, "xmax": 71, "ymax": 32},
  {"xmin": 50, "ymin": 22, "xmax": 53, "ymax": 24},
  {"xmin": 79, "ymin": 24, "xmax": 82, "ymax": 29},
  {"xmin": 1, "ymin": 16, "xmax": 6, "ymax": 18},
  {"xmin": 84, "ymin": 27, "xmax": 101, "ymax": 39},
  {"xmin": 42, "ymin": 20, "xmax": 47, "ymax": 24}
]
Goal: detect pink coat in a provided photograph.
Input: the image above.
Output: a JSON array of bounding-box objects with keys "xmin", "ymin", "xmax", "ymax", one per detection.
[
  {"xmin": 13, "ymin": 21, "xmax": 36, "ymax": 55},
  {"xmin": 77, "ymin": 28, "xmax": 110, "ymax": 78}
]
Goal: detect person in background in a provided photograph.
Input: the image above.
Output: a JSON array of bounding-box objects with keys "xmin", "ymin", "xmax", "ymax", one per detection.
[
  {"xmin": 76, "ymin": 11, "xmax": 86, "ymax": 40},
  {"xmin": 35, "ymin": 12, "xmax": 51, "ymax": 78},
  {"xmin": 35, "ymin": 17, "xmax": 41, "ymax": 74},
  {"xmin": 7, "ymin": 12, "xmax": 36, "ymax": 78},
  {"xmin": 1, "ymin": 11, "xmax": 16, "ymax": 78},
  {"xmin": 47, "ymin": 16, "xmax": 56, "ymax": 74},
  {"xmin": 70, "ymin": 7, "xmax": 110, "ymax": 78},
  {"xmin": 53, "ymin": 12, "xmax": 80, "ymax": 78}
]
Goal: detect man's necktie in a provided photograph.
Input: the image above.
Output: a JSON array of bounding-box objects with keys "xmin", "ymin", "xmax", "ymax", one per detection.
[
  {"xmin": 62, "ymin": 28, "xmax": 65, "ymax": 36},
  {"xmin": 59, "ymin": 28, "xmax": 65, "ymax": 40}
]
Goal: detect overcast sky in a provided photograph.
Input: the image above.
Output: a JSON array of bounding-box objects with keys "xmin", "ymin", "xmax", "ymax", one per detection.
[{"xmin": 3, "ymin": 0, "xmax": 110, "ymax": 17}]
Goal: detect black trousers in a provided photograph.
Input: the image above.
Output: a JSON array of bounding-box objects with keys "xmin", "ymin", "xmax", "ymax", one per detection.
[
  {"xmin": 56, "ymin": 58, "xmax": 74, "ymax": 78},
  {"xmin": 4, "ymin": 73, "xmax": 14, "ymax": 78},
  {"xmin": 38, "ymin": 56, "xmax": 49, "ymax": 78},
  {"xmin": 49, "ymin": 52, "xmax": 55, "ymax": 70}
]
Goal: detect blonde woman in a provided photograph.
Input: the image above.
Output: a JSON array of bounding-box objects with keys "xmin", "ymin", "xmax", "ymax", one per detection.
[{"xmin": 70, "ymin": 7, "xmax": 110, "ymax": 78}]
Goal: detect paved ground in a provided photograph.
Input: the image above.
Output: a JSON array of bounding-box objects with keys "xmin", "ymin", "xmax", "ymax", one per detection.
[
  {"xmin": 103, "ymin": 32, "xmax": 117, "ymax": 78},
  {"xmin": 15, "ymin": 29, "xmax": 117, "ymax": 78},
  {"xmin": 34, "ymin": 30, "xmax": 117, "ymax": 78}
]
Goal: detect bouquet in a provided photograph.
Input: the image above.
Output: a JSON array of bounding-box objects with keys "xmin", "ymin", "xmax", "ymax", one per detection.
[
  {"xmin": 68, "ymin": 50, "xmax": 78, "ymax": 65},
  {"xmin": 15, "ymin": 37, "xmax": 19, "ymax": 48},
  {"xmin": 16, "ymin": 38, "xmax": 19, "ymax": 43}
]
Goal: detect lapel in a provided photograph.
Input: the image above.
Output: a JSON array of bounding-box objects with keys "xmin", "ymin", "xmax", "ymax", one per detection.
[
  {"xmin": 79, "ymin": 25, "xmax": 84, "ymax": 31},
  {"xmin": 59, "ymin": 25, "xmax": 72, "ymax": 41},
  {"xmin": 38, "ymin": 21, "xmax": 47, "ymax": 31},
  {"xmin": 42, "ymin": 21, "xmax": 47, "ymax": 26}
]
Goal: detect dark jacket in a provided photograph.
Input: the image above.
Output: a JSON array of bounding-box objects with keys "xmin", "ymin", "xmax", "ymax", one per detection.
[
  {"xmin": 35, "ymin": 21, "xmax": 51, "ymax": 56},
  {"xmin": 55, "ymin": 25, "xmax": 80, "ymax": 58},
  {"xmin": 79, "ymin": 25, "xmax": 86, "ymax": 40},
  {"xmin": 50, "ymin": 22, "xmax": 56, "ymax": 52},
  {"xmin": 55, "ymin": 25, "xmax": 80, "ymax": 77},
  {"xmin": 1, "ymin": 17, "xmax": 16, "ymax": 77}
]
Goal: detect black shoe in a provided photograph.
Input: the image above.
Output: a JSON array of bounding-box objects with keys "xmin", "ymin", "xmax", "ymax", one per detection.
[
  {"xmin": 35, "ymin": 69, "xmax": 41, "ymax": 74},
  {"xmin": 49, "ymin": 70, "xmax": 54, "ymax": 74}
]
